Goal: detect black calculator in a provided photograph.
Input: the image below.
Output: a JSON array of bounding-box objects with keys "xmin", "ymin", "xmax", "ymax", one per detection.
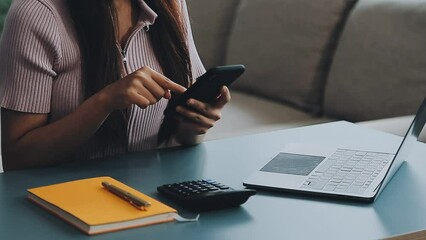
[{"xmin": 157, "ymin": 180, "xmax": 256, "ymax": 211}]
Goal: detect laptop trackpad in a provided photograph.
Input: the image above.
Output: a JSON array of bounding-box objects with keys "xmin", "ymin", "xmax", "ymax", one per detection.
[{"xmin": 260, "ymin": 153, "xmax": 325, "ymax": 176}]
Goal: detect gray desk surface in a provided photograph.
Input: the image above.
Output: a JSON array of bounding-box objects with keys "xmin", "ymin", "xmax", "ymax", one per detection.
[{"xmin": 1, "ymin": 121, "xmax": 425, "ymax": 240}]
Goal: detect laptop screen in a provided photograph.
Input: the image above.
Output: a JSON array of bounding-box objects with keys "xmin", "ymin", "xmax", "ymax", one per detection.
[{"xmin": 374, "ymin": 97, "xmax": 426, "ymax": 200}]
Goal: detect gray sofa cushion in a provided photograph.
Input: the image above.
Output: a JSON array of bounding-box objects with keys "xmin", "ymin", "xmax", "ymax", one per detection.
[
  {"xmin": 186, "ymin": 0, "xmax": 241, "ymax": 69},
  {"xmin": 324, "ymin": 0, "xmax": 426, "ymax": 121},
  {"xmin": 226, "ymin": 0, "xmax": 356, "ymax": 114}
]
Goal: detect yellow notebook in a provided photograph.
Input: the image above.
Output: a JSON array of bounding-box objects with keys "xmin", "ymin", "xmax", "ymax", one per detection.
[{"xmin": 27, "ymin": 176, "xmax": 177, "ymax": 235}]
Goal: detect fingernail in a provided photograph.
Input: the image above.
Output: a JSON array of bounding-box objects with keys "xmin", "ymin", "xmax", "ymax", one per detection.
[{"xmin": 187, "ymin": 99, "xmax": 193, "ymax": 105}]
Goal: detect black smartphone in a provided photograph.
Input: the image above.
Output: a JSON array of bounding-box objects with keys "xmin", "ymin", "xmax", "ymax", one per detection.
[{"xmin": 176, "ymin": 64, "xmax": 245, "ymax": 106}]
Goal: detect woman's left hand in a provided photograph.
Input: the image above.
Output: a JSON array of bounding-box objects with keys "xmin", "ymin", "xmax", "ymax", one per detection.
[{"xmin": 175, "ymin": 86, "xmax": 231, "ymax": 144}]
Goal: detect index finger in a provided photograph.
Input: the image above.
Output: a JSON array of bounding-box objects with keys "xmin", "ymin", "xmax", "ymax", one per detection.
[{"xmin": 145, "ymin": 68, "xmax": 187, "ymax": 94}]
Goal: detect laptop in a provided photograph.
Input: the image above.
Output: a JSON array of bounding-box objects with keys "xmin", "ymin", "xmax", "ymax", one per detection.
[{"xmin": 244, "ymin": 97, "xmax": 426, "ymax": 202}]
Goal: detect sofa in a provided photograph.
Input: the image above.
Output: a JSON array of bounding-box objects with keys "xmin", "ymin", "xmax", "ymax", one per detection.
[
  {"xmin": 0, "ymin": 0, "xmax": 425, "ymax": 172},
  {"xmin": 185, "ymin": 0, "xmax": 426, "ymax": 142}
]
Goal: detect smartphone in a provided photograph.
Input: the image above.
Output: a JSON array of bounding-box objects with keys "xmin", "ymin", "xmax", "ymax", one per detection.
[{"xmin": 176, "ymin": 64, "xmax": 245, "ymax": 106}]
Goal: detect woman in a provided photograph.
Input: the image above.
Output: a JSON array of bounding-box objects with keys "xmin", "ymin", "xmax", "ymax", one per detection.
[{"xmin": 0, "ymin": 0, "xmax": 230, "ymax": 170}]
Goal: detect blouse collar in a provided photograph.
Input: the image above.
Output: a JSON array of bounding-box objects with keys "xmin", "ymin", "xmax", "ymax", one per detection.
[{"xmin": 135, "ymin": 0, "xmax": 158, "ymax": 27}]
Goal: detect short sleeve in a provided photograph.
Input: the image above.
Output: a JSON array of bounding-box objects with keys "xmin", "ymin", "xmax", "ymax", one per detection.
[
  {"xmin": 0, "ymin": 0, "xmax": 61, "ymax": 113},
  {"xmin": 180, "ymin": 0, "xmax": 206, "ymax": 80}
]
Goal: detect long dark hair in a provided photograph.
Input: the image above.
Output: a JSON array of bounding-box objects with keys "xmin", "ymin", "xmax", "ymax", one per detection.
[{"xmin": 67, "ymin": 0, "xmax": 192, "ymax": 148}]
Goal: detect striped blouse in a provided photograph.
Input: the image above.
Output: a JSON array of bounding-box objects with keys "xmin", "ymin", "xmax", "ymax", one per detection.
[{"xmin": 0, "ymin": 0, "xmax": 205, "ymax": 159}]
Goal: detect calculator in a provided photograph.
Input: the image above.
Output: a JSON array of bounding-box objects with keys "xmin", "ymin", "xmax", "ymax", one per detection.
[{"xmin": 157, "ymin": 180, "xmax": 256, "ymax": 211}]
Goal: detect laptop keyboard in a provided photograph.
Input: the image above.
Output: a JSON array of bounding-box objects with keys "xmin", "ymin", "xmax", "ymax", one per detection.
[{"xmin": 301, "ymin": 149, "xmax": 394, "ymax": 195}]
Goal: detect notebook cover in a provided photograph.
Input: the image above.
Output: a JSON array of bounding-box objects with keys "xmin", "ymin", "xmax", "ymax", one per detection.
[{"xmin": 27, "ymin": 176, "xmax": 176, "ymax": 226}]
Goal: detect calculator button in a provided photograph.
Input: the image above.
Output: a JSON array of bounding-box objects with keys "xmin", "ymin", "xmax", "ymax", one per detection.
[{"xmin": 203, "ymin": 180, "xmax": 216, "ymax": 184}]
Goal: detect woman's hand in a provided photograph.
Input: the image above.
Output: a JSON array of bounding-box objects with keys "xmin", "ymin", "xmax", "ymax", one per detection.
[
  {"xmin": 1, "ymin": 66, "xmax": 186, "ymax": 170},
  {"xmin": 174, "ymin": 86, "xmax": 231, "ymax": 145},
  {"xmin": 98, "ymin": 66, "xmax": 187, "ymax": 112}
]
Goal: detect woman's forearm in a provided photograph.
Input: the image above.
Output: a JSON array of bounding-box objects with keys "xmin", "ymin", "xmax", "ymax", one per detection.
[
  {"xmin": 174, "ymin": 132, "xmax": 205, "ymax": 146},
  {"xmin": 2, "ymin": 92, "xmax": 111, "ymax": 170},
  {"xmin": 2, "ymin": 67, "xmax": 187, "ymax": 170},
  {"xmin": 173, "ymin": 119, "xmax": 206, "ymax": 146}
]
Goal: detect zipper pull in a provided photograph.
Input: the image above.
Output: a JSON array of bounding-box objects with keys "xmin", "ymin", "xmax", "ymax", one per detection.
[{"xmin": 121, "ymin": 50, "xmax": 128, "ymax": 64}]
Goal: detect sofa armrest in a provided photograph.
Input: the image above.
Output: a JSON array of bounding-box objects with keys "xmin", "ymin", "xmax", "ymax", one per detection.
[{"xmin": 357, "ymin": 115, "xmax": 426, "ymax": 143}]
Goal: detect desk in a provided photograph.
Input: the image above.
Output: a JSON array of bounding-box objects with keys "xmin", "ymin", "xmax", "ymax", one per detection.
[{"xmin": 1, "ymin": 121, "xmax": 425, "ymax": 239}]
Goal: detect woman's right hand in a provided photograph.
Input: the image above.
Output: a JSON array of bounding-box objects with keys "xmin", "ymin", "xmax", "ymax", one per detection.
[
  {"xmin": 1, "ymin": 66, "xmax": 186, "ymax": 170},
  {"xmin": 98, "ymin": 66, "xmax": 187, "ymax": 112}
]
